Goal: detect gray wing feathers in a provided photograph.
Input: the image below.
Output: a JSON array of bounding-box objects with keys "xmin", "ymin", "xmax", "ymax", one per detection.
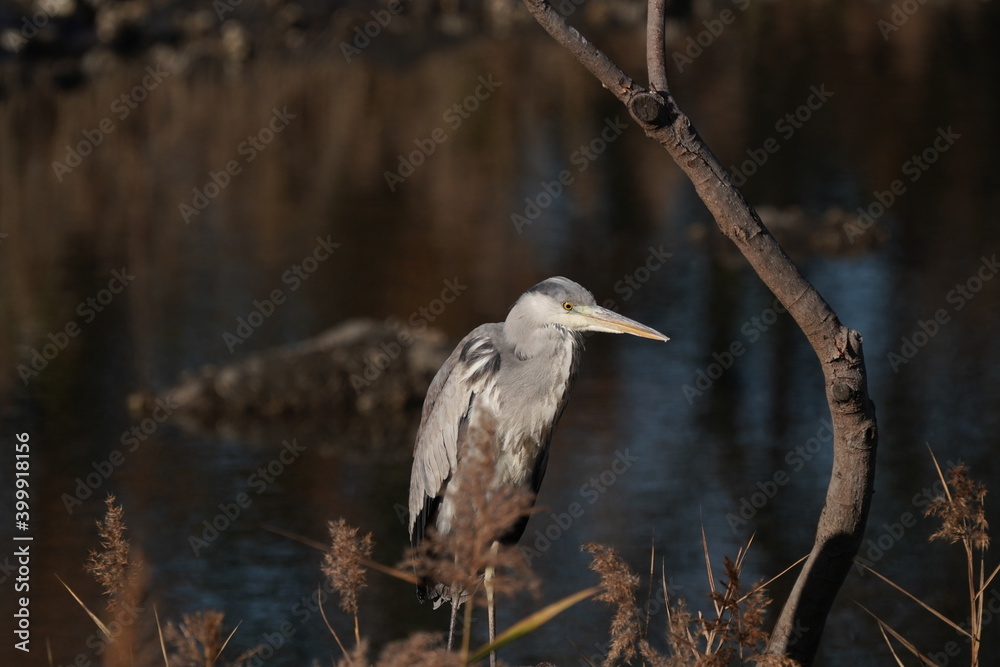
[{"xmin": 408, "ymin": 325, "xmax": 501, "ymax": 539}]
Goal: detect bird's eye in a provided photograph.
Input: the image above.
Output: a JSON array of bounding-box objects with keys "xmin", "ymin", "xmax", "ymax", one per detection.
[{"xmin": 562, "ymin": 302, "xmax": 573, "ymax": 311}]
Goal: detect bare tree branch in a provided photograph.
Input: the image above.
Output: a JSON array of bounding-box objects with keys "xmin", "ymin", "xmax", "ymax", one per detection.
[
  {"xmin": 520, "ymin": 0, "xmax": 879, "ymax": 663},
  {"xmin": 521, "ymin": 0, "xmax": 641, "ymax": 103}
]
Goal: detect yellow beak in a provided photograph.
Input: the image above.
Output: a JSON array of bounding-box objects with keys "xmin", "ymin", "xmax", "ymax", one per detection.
[{"xmin": 574, "ymin": 305, "xmax": 670, "ymax": 341}]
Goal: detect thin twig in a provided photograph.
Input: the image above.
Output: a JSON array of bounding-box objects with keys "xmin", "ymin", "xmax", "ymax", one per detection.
[
  {"xmin": 700, "ymin": 521, "xmax": 719, "ymax": 616},
  {"xmin": 154, "ymin": 606, "xmax": 170, "ymax": 667},
  {"xmin": 737, "ymin": 553, "xmax": 809, "ymax": 605},
  {"xmin": 859, "ymin": 565, "xmax": 970, "ymax": 638},
  {"xmin": 980, "ymin": 560, "xmax": 1000, "ymax": 598},
  {"xmin": 644, "ymin": 532, "xmax": 655, "ymax": 640},
  {"xmin": 262, "ymin": 523, "xmax": 419, "ymax": 584},
  {"xmin": 855, "ymin": 601, "xmax": 937, "ymax": 666},
  {"xmin": 927, "ymin": 445, "xmax": 953, "ymax": 504},
  {"xmin": 646, "ymin": 0, "xmax": 669, "ymax": 92},
  {"xmin": 876, "ymin": 616, "xmax": 917, "ymax": 667},
  {"xmin": 318, "ymin": 586, "xmax": 352, "ymax": 665},
  {"xmin": 213, "ymin": 621, "xmax": 242, "ymax": 666},
  {"xmin": 57, "ymin": 575, "xmax": 112, "ymax": 639}
]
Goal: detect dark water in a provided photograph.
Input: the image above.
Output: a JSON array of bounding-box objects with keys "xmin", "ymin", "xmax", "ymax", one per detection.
[{"xmin": 3, "ymin": 1, "xmax": 1000, "ymax": 665}]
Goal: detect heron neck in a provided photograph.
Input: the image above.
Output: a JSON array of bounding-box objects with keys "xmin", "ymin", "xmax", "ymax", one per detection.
[{"xmin": 505, "ymin": 322, "xmax": 580, "ymax": 360}]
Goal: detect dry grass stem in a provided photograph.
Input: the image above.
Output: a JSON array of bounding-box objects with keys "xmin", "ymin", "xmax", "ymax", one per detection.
[
  {"xmin": 632, "ymin": 538, "xmax": 798, "ymax": 666},
  {"xmin": 924, "ymin": 453, "xmax": 992, "ymax": 665},
  {"xmin": 154, "ymin": 606, "xmax": 170, "ymax": 667},
  {"xmin": 861, "ymin": 449, "xmax": 996, "ymax": 666},
  {"xmin": 318, "ymin": 585, "xmax": 353, "ymax": 664},
  {"xmin": 333, "ymin": 639, "xmax": 369, "ymax": 667}
]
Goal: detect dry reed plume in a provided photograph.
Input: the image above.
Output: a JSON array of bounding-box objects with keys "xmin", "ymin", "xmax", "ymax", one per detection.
[
  {"xmin": 320, "ymin": 507, "xmax": 519, "ymax": 666},
  {"xmin": 374, "ymin": 632, "xmax": 467, "ymax": 667},
  {"xmin": 164, "ymin": 611, "xmax": 224, "ymax": 666},
  {"xmin": 74, "ymin": 494, "xmax": 156, "ymax": 667},
  {"xmin": 583, "ymin": 538, "xmax": 798, "ymax": 666},
  {"xmin": 165, "ymin": 610, "xmax": 264, "ymax": 667},
  {"xmin": 85, "ymin": 494, "xmax": 142, "ymax": 614},
  {"xmin": 67, "ymin": 495, "xmax": 264, "ymax": 667},
  {"xmin": 583, "ymin": 542, "xmax": 641, "ymax": 665},
  {"xmin": 926, "ymin": 461, "xmax": 991, "ymax": 664},
  {"xmin": 402, "ymin": 440, "xmax": 540, "ymax": 607},
  {"xmin": 926, "ymin": 462, "xmax": 989, "ymax": 550},
  {"xmin": 860, "ymin": 450, "xmax": 998, "ymax": 666},
  {"xmin": 322, "ymin": 517, "xmax": 375, "ymax": 647},
  {"xmin": 71, "ymin": 472, "xmax": 803, "ymax": 666}
]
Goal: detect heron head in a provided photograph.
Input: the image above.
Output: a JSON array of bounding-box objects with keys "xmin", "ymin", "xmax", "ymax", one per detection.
[{"xmin": 505, "ymin": 276, "xmax": 669, "ymax": 343}]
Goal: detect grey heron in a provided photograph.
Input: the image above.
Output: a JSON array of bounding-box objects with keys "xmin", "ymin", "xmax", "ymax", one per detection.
[{"xmin": 407, "ymin": 276, "xmax": 668, "ymax": 656}]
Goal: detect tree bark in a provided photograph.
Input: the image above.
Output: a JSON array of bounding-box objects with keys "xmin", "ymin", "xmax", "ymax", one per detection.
[{"xmin": 519, "ymin": 0, "xmax": 878, "ymax": 662}]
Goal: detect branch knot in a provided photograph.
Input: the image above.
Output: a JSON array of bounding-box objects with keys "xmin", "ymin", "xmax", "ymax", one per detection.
[{"xmin": 629, "ymin": 92, "xmax": 671, "ymax": 126}]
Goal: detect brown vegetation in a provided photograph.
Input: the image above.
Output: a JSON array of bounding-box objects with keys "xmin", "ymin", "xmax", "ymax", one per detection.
[{"xmin": 861, "ymin": 451, "xmax": 998, "ymax": 666}]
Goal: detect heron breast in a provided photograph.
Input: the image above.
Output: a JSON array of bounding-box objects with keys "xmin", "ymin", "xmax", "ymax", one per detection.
[{"xmin": 492, "ymin": 334, "xmax": 577, "ymax": 486}]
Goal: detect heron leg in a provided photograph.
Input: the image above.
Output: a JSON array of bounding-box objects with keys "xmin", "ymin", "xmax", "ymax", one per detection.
[
  {"xmin": 486, "ymin": 541, "xmax": 498, "ymax": 667},
  {"xmin": 447, "ymin": 584, "xmax": 460, "ymax": 652},
  {"xmin": 447, "ymin": 600, "xmax": 458, "ymax": 651}
]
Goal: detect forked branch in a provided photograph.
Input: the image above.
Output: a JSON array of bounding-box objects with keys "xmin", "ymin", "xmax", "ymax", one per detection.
[{"xmin": 520, "ymin": 0, "xmax": 878, "ymax": 662}]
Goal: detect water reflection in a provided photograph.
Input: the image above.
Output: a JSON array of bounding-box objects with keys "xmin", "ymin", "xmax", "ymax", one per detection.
[{"xmin": 3, "ymin": 1, "xmax": 1000, "ymax": 664}]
